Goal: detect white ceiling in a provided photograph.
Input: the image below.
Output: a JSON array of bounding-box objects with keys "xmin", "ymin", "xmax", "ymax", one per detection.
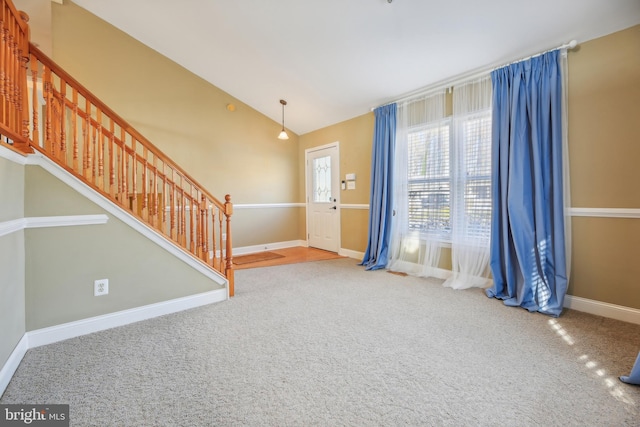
[{"xmin": 59, "ymin": 1, "xmax": 640, "ymax": 135}]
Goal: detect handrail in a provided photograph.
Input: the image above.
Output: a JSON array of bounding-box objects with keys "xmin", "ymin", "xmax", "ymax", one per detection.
[{"xmin": 0, "ymin": 0, "xmax": 234, "ymax": 296}]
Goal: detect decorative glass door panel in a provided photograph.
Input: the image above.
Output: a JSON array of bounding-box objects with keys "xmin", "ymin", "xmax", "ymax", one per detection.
[{"xmin": 313, "ymin": 155, "xmax": 332, "ymax": 203}]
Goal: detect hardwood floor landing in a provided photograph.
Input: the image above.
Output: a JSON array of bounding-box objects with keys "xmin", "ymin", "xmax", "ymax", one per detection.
[{"xmin": 233, "ymin": 247, "xmax": 344, "ymax": 270}]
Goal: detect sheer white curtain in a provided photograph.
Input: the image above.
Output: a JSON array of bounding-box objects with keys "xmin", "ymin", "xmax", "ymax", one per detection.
[
  {"xmin": 387, "ymin": 90, "xmax": 451, "ymax": 280},
  {"xmin": 443, "ymin": 76, "xmax": 493, "ymax": 289}
]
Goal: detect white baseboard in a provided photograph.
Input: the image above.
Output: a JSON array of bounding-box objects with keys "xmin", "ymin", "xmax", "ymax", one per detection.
[
  {"xmin": 339, "ymin": 248, "xmax": 364, "ymax": 260},
  {"xmin": 27, "ymin": 288, "xmax": 227, "ymax": 349},
  {"xmin": 231, "ymin": 241, "xmax": 363, "ymax": 261},
  {"xmin": 1, "ymin": 287, "xmax": 227, "ymax": 397},
  {"xmin": 564, "ymin": 295, "xmax": 640, "ymax": 325},
  {"xmin": 0, "ymin": 335, "xmax": 28, "ymax": 397},
  {"xmin": 232, "ymin": 240, "xmax": 307, "ymax": 256}
]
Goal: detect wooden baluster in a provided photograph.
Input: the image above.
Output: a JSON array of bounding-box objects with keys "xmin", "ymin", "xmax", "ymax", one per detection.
[
  {"xmin": 115, "ymin": 132, "xmax": 122, "ymax": 204},
  {"xmin": 81, "ymin": 99, "xmax": 87, "ymax": 172},
  {"xmin": 12, "ymin": 20, "xmax": 19, "ymax": 133},
  {"xmin": 131, "ymin": 137, "xmax": 137, "ymax": 214},
  {"xmin": 174, "ymin": 175, "xmax": 181, "ymax": 241},
  {"xmin": 189, "ymin": 196, "xmax": 196, "ymax": 254},
  {"xmin": 120, "ymin": 128, "xmax": 127, "ymax": 207},
  {"xmin": 29, "ymin": 54, "xmax": 39, "ymax": 147},
  {"xmin": 200, "ymin": 194, "xmax": 207, "ymax": 261},
  {"xmin": 109, "ymin": 120, "xmax": 115, "ymax": 198},
  {"xmin": 169, "ymin": 174, "xmax": 176, "ymax": 240},
  {"xmin": 210, "ymin": 207, "xmax": 217, "ymax": 268},
  {"xmin": 72, "ymin": 89, "xmax": 79, "ymax": 172},
  {"xmin": 141, "ymin": 146, "xmax": 148, "ymax": 221},
  {"xmin": 196, "ymin": 194, "xmax": 205, "ymax": 258},
  {"xmin": 151, "ymin": 174, "xmax": 156, "ymax": 226},
  {"xmin": 12, "ymin": 22, "xmax": 18, "ymax": 133},
  {"xmin": 59, "ymin": 77, "xmax": 66, "ymax": 163},
  {"xmin": 151, "ymin": 156, "xmax": 158, "ymax": 228},
  {"xmin": 5, "ymin": 19, "xmax": 13, "ymax": 129},
  {"xmin": 175, "ymin": 186, "xmax": 185, "ymax": 244},
  {"xmin": 90, "ymin": 114, "xmax": 97, "ymax": 184},
  {"xmin": 195, "ymin": 194, "xmax": 202, "ymax": 257},
  {"xmin": 224, "ymin": 195, "xmax": 234, "ymax": 297},
  {"xmin": 6, "ymin": 18, "xmax": 13, "ymax": 129},
  {"xmin": 1, "ymin": 7, "xmax": 6, "ymax": 127},
  {"xmin": 4, "ymin": 7, "xmax": 10, "ymax": 129},
  {"xmin": 218, "ymin": 209, "xmax": 225, "ymax": 274},
  {"xmin": 84, "ymin": 100, "xmax": 91, "ymax": 180},
  {"xmin": 180, "ymin": 188, "xmax": 186, "ymax": 247},
  {"xmin": 18, "ymin": 14, "xmax": 29, "ymax": 148},
  {"xmin": 160, "ymin": 163, "xmax": 167, "ymax": 234},
  {"xmin": 203, "ymin": 197, "xmax": 210, "ymax": 264},
  {"xmin": 96, "ymin": 108, "xmax": 104, "ymax": 189},
  {"xmin": 175, "ymin": 188, "xmax": 181, "ymax": 242},
  {"xmin": 43, "ymin": 65, "xmax": 52, "ymax": 154}
]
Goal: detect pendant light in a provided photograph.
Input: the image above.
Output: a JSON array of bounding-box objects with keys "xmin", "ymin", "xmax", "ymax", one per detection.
[{"xmin": 278, "ymin": 99, "xmax": 289, "ymax": 140}]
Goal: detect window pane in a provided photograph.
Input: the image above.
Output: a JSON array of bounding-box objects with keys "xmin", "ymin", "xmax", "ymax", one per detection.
[
  {"xmin": 462, "ymin": 113, "xmax": 492, "ymax": 240},
  {"xmin": 313, "ymin": 155, "xmax": 332, "ymax": 202},
  {"xmin": 407, "ymin": 122, "xmax": 451, "ymax": 236}
]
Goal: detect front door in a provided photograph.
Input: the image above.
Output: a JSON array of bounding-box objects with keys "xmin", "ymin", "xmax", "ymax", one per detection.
[{"xmin": 306, "ymin": 143, "xmax": 340, "ymax": 253}]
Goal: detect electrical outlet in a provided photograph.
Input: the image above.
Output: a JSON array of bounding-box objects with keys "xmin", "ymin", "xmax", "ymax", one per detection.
[{"xmin": 94, "ymin": 279, "xmax": 109, "ymax": 296}]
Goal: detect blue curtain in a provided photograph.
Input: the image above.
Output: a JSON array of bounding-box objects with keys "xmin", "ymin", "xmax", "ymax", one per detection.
[
  {"xmin": 486, "ymin": 50, "xmax": 568, "ymax": 317},
  {"xmin": 361, "ymin": 103, "xmax": 397, "ymax": 270}
]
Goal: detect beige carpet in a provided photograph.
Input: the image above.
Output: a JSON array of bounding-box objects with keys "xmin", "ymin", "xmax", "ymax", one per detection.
[{"xmin": 2, "ymin": 258, "xmax": 639, "ymax": 426}]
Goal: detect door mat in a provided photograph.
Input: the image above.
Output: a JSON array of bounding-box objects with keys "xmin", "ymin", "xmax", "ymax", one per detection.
[{"xmin": 233, "ymin": 251, "xmax": 285, "ymax": 265}]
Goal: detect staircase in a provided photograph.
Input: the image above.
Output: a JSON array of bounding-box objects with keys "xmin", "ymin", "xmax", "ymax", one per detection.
[{"xmin": 0, "ymin": 0, "xmax": 234, "ymax": 295}]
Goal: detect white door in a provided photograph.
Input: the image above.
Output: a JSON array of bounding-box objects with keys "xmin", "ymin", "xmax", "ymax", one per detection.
[{"xmin": 306, "ymin": 143, "xmax": 340, "ymax": 253}]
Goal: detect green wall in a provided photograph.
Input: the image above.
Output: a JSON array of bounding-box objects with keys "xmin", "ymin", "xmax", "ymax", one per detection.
[
  {"xmin": 24, "ymin": 166, "xmax": 223, "ymax": 330},
  {"xmin": 0, "ymin": 155, "xmax": 26, "ymax": 373}
]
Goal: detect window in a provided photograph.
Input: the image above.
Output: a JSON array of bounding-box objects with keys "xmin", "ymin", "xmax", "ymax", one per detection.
[
  {"xmin": 407, "ymin": 121, "xmax": 451, "ymax": 237},
  {"xmin": 458, "ymin": 113, "xmax": 492, "ymax": 241},
  {"xmin": 406, "ymin": 111, "xmax": 491, "ymax": 242}
]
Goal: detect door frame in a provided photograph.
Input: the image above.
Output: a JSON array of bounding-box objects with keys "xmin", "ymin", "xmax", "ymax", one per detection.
[{"xmin": 305, "ymin": 141, "xmax": 341, "ymax": 253}]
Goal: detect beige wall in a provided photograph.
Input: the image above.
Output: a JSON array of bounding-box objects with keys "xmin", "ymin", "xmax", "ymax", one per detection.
[
  {"xmin": 0, "ymin": 155, "xmax": 26, "ymax": 372},
  {"xmin": 566, "ymin": 25, "xmax": 640, "ymax": 308},
  {"xmin": 299, "ymin": 114, "xmax": 374, "ymax": 253},
  {"xmin": 24, "ymin": 166, "xmax": 223, "ymax": 330},
  {"xmin": 51, "ymin": 2, "xmax": 304, "ymax": 248}
]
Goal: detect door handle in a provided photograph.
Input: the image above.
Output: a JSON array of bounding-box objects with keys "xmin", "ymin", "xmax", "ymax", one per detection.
[{"xmin": 330, "ymin": 206, "xmax": 337, "ymax": 210}]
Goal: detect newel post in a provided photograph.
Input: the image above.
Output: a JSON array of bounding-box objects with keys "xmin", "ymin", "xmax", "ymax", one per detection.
[{"xmin": 224, "ymin": 194, "xmax": 234, "ymax": 297}]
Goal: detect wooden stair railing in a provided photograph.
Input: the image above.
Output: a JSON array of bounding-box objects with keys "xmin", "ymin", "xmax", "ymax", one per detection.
[
  {"xmin": 0, "ymin": 2, "xmax": 234, "ymax": 296},
  {"xmin": 0, "ymin": 0, "xmax": 30, "ymax": 153}
]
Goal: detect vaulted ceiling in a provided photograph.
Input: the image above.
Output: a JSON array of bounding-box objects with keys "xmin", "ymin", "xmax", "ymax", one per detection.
[{"xmin": 31, "ymin": 1, "xmax": 640, "ymax": 135}]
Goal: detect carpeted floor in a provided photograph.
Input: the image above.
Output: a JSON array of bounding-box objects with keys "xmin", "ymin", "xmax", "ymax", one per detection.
[{"xmin": 2, "ymin": 258, "xmax": 640, "ymax": 426}]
